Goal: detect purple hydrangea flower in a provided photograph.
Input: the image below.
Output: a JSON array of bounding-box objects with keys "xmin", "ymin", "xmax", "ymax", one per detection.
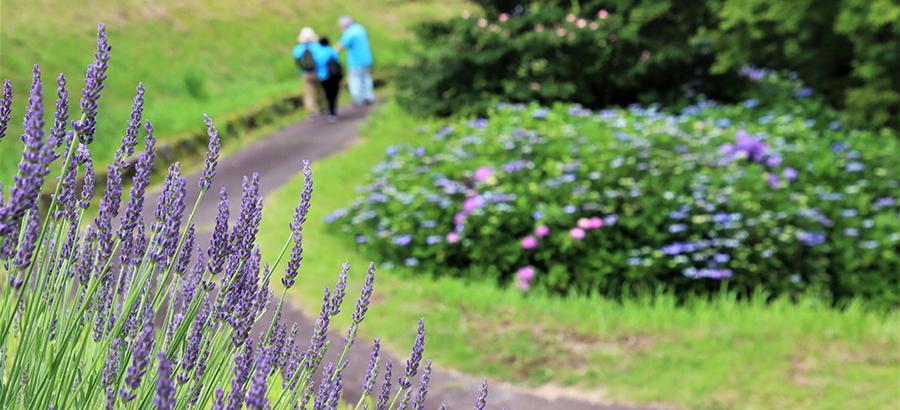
[{"xmin": 797, "ymin": 231, "xmax": 826, "ymax": 246}]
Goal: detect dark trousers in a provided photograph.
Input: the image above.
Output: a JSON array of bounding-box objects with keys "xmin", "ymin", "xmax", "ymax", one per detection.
[{"xmin": 320, "ymin": 76, "xmax": 341, "ymax": 116}]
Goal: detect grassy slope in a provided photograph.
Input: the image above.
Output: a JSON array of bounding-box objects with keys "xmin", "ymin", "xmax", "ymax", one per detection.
[
  {"xmin": 257, "ymin": 103, "xmax": 900, "ymax": 410},
  {"xmin": 0, "ymin": 0, "xmax": 466, "ymax": 184}
]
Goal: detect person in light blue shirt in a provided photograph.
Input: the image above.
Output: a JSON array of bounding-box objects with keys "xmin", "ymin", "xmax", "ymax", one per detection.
[{"xmin": 336, "ymin": 16, "xmax": 374, "ymax": 105}]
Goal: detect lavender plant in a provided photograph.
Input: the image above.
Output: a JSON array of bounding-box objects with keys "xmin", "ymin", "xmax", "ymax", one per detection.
[{"xmin": 0, "ymin": 24, "xmax": 488, "ymax": 409}]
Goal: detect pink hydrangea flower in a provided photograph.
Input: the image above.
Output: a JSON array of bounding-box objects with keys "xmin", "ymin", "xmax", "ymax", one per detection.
[
  {"xmin": 589, "ymin": 217, "xmax": 604, "ymax": 229},
  {"xmin": 454, "ymin": 212, "xmax": 466, "ymax": 225},
  {"xmin": 534, "ymin": 224, "xmax": 550, "ymax": 237},
  {"xmin": 478, "ymin": 18, "xmax": 488, "ymax": 28},
  {"xmin": 462, "ymin": 196, "xmax": 484, "ymax": 213},
  {"xmin": 446, "ymin": 232, "xmax": 460, "ymax": 243},
  {"xmin": 535, "ymin": 24, "xmax": 544, "ymax": 32},
  {"xmin": 598, "ymin": 9, "xmax": 609, "ymax": 19},
  {"xmin": 521, "ymin": 235, "xmax": 538, "ymax": 249},
  {"xmin": 576, "ymin": 18, "xmax": 587, "ymax": 29},
  {"xmin": 474, "ymin": 166, "xmax": 493, "ymax": 182},
  {"xmin": 570, "ymin": 227, "xmax": 586, "ymax": 240},
  {"xmin": 516, "ymin": 266, "xmax": 535, "ymax": 281},
  {"xmin": 577, "ymin": 218, "xmax": 591, "ymax": 229},
  {"xmin": 566, "ymin": 13, "xmax": 576, "ymax": 22},
  {"xmin": 589, "ymin": 21, "xmax": 599, "ymax": 30},
  {"xmin": 498, "ymin": 12, "xmax": 509, "ymax": 22}
]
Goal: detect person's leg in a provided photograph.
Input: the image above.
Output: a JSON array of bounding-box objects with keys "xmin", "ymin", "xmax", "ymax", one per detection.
[
  {"xmin": 347, "ymin": 68, "xmax": 364, "ymax": 106},
  {"xmin": 361, "ymin": 67, "xmax": 375, "ymax": 104},
  {"xmin": 304, "ymin": 73, "xmax": 324, "ymax": 117},
  {"xmin": 326, "ymin": 77, "xmax": 339, "ymax": 116}
]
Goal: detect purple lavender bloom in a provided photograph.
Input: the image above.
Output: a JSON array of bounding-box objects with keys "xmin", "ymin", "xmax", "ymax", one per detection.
[
  {"xmin": 120, "ymin": 321, "xmax": 155, "ymax": 402},
  {"xmin": 78, "ymin": 143, "xmax": 95, "ymax": 209},
  {"xmin": 154, "ymin": 352, "xmax": 176, "ymax": 410},
  {"xmin": 119, "ymin": 121, "xmax": 156, "ymax": 240},
  {"xmin": 400, "ymin": 319, "xmax": 426, "ymax": 389},
  {"xmin": 178, "ymin": 300, "xmax": 208, "ymax": 384},
  {"xmin": 175, "ymin": 222, "xmax": 195, "ymax": 274},
  {"xmin": 212, "ymin": 388, "xmax": 225, "ymax": 410},
  {"xmin": 363, "ymin": 338, "xmax": 382, "ymax": 395},
  {"xmin": 283, "ymin": 161, "xmax": 312, "ymax": 288},
  {"xmin": 48, "ymin": 73, "xmax": 69, "ymax": 150},
  {"xmin": 12, "ymin": 205, "xmax": 40, "ymax": 271},
  {"xmin": 314, "ymin": 363, "xmax": 337, "ymax": 410},
  {"xmin": 304, "ymin": 288, "xmax": 332, "ymax": 371},
  {"xmin": 231, "ymin": 173, "xmax": 262, "ymax": 260},
  {"xmin": 208, "ymin": 187, "xmax": 230, "ymax": 275},
  {"xmin": 352, "ymin": 263, "xmax": 376, "ymax": 324},
  {"xmin": 376, "ymin": 360, "xmax": 393, "ymax": 410},
  {"xmin": 73, "ymin": 24, "xmax": 111, "ymax": 144},
  {"xmin": 0, "ymin": 79, "xmax": 11, "ymax": 141},
  {"xmin": 227, "ymin": 341, "xmax": 254, "ymax": 410},
  {"xmin": 200, "ymin": 113, "xmax": 221, "ymax": 190},
  {"xmin": 120, "ymin": 83, "xmax": 145, "ymax": 157},
  {"xmin": 245, "ymin": 346, "xmax": 271, "ymax": 410},
  {"xmin": 94, "ymin": 148, "xmax": 126, "ymax": 267},
  {"xmin": 413, "ymin": 360, "xmax": 432, "ymax": 410},
  {"xmin": 474, "ymin": 380, "xmax": 488, "ymax": 410},
  {"xmin": 151, "ymin": 163, "xmax": 186, "ymax": 264},
  {"xmin": 330, "ymin": 262, "xmax": 349, "ymax": 317}
]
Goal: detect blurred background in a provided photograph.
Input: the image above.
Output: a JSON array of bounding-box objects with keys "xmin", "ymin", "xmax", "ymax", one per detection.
[{"xmin": 1, "ymin": 0, "xmax": 898, "ymax": 409}]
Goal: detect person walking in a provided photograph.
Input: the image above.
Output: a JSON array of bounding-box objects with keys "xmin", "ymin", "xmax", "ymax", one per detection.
[
  {"xmin": 292, "ymin": 27, "xmax": 326, "ymax": 119},
  {"xmin": 335, "ymin": 16, "xmax": 374, "ymax": 106},
  {"xmin": 318, "ymin": 36, "xmax": 343, "ymax": 123}
]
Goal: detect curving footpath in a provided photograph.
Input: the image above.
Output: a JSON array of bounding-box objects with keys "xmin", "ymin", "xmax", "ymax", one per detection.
[{"xmin": 142, "ymin": 105, "xmax": 648, "ymax": 410}]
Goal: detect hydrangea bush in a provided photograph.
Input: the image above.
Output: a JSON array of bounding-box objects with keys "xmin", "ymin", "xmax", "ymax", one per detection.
[
  {"xmin": 332, "ymin": 73, "xmax": 899, "ymax": 305},
  {"xmin": 0, "ymin": 25, "xmax": 489, "ymax": 409}
]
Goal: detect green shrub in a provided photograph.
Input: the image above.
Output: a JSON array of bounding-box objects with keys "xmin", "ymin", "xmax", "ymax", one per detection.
[
  {"xmin": 398, "ymin": 0, "xmax": 899, "ymax": 129},
  {"xmin": 395, "ymin": 0, "xmax": 741, "ymax": 117},
  {"xmin": 332, "ymin": 75, "xmax": 900, "ymax": 305}
]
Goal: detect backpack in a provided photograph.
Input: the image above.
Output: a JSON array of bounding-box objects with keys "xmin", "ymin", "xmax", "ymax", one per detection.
[
  {"xmin": 326, "ymin": 57, "xmax": 343, "ymax": 79},
  {"xmin": 297, "ymin": 48, "xmax": 316, "ymax": 71}
]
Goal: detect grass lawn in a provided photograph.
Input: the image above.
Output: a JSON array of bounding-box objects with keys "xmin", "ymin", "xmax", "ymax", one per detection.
[
  {"xmin": 256, "ymin": 102, "xmax": 900, "ymax": 410},
  {"xmin": 0, "ymin": 0, "xmax": 468, "ymax": 184}
]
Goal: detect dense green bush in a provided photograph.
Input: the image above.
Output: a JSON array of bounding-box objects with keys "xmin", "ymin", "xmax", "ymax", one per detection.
[
  {"xmin": 395, "ymin": 0, "xmax": 741, "ymax": 117},
  {"xmin": 398, "ymin": 0, "xmax": 899, "ymax": 129},
  {"xmin": 333, "ymin": 74, "xmax": 900, "ymax": 305}
]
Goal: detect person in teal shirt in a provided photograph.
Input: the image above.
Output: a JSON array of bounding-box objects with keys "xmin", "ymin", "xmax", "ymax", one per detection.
[
  {"xmin": 336, "ymin": 16, "xmax": 374, "ymax": 105},
  {"xmin": 292, "ymin": 27, "xmax": 340, "ymax": 119}
]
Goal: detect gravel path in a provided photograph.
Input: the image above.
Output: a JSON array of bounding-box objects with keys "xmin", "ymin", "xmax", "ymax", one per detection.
[{"xmin": 142, "ymin": 104, "xmax": 647, "ymax": 410}]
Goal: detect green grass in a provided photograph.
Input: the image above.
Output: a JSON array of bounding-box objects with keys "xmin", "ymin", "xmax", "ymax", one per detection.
[
  {"xmin": 0, "ymin": 0, "xmax": 468, "ymax": 184},
  {"xmin": 257, "ymin": 102, "xmax": 900, "ymax": 410}
]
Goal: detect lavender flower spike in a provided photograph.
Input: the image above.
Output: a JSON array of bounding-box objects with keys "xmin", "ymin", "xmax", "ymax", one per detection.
[
  {"xmin": 120, "ymin": 83, "xmax": 145, "ymax": 158},
  {"xmin": 73, "ymin": 24, "xmax": 111, "ymax": 144},
  {"xmin": 413, "ymin": 360, "xmax": 432, "ymax": 410},
  {"xmin": 120, "ymin": 321, "xmax": 155, "ymax": 402},
  {"xmin": 330, "ymin": 262, "xmax": 349, "ymax": 316},
  {"xmin": 78, "ymin": 143, "xmax": 95, "ymax": 209},
  {"xmin": 0, "ymin": 79, "xmax": 11, "ymax": 141},
  {"xmin": 154, "ymin": 352, "xmax": 176, "ymax": 410},
  {"xmin": 49, "ymin": 73, "xmax": 69, "ymax": 150},
  {"xmin": 353, "ymin": 263, "xmax": 376, "ymax": 325},
  {"xmin": 375, "ymin": 360, "xmax": 393, "ymax": 410},
  {"xmin": 200, "ymin": 113, "xmax": 221, "ymax": 190},
  {"xmin": 400, "ymin": 319, "xmax": 426, "ymax": 389},
  {"xmin": 473, "ymin": 380, "xmax": 488, "ymax": 410},
  {"xmin": 226, "ymin": 340, "xmax": 254, "ymax": 410},
  {"xmin": 282, "ymin": 160, "xmax": 313, "ymax": 288},
  {"xmin": 119, "ymin": 120, "xmax": 155, "ymax": 239},
  {"xmin": 246, "ymin": 346, "xmax": 272, "ymax": 410},
  {"xmin": 362, "ymin": 338, "xmax": 381, "ymax": 395},
  {"xmin": 207, "ymin": 187, "xmax": 230, "ymax": 274}
]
